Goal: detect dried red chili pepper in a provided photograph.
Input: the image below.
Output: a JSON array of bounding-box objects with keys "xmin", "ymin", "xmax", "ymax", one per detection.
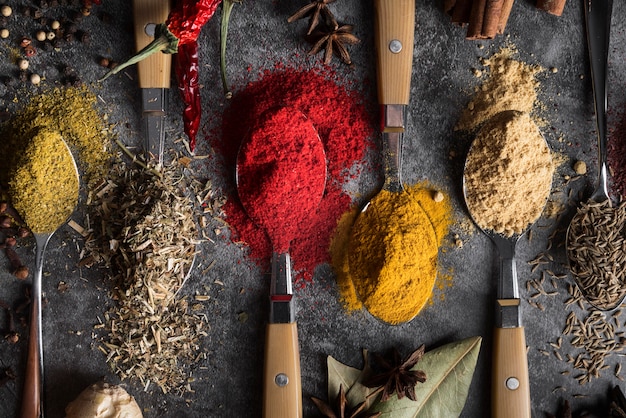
[
  {"xmin": 176, "ymin": 42, "xmax": 201, "ymax": 151},
  {"xmin": 100, "ymin": 0, "xmax": 223, "ymax": 151}
]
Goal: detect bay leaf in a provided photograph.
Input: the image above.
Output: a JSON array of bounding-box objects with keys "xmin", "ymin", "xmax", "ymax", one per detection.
[
  {"xmin": 328, "ymin": 349, "xmax": 378, "ymax": 410},
  {"xmin": 370, "ymin": 336, "xmax": 482, "ymax": 418},
  {"xmin": 327, "ymin": 354, "xmax": 362, "ymax": 402}
]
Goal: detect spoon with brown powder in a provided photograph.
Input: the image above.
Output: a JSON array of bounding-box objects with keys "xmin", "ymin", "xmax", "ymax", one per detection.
[
  {"xmin": 463, "ymin": 110, "xmax": 553, "ymax": 418},
  {"xmin": 565, "ymin": 0, "xmax": 626, "ymax": 312},
  {"xmin": 8, "ymin": 130, "xmax": 79, "ymax": 418}
]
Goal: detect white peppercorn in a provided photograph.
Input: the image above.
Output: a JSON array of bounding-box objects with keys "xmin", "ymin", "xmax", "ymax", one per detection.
[
  {"xmin": 46, "ymin": 31, "xmax": 55, "ymax": 41},
  {"xmin": 36, "ymin": 30, "xmax": 46, "ymax": 42},
  {"xmin": 50, "ymin": 20, "xmax": 60, "ymax": 30},
  {"xmin": 30, "ymin": 73, "xmax": 41, "ymax": 85},
  {"xmin": 17, "ymin": 58, "xmax": 29, "ymax": 70},
  {"xmin": 0, "ymin": 28, "xmax": 8, "ymax": 39},
  {"xmin": 0, "ymin": 5, "xmax": 12, "ymax": 17}
]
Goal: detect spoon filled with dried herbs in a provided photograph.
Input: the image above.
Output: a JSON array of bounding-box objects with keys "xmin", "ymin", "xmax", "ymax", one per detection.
[
  {"xmin": 566, "ymin": 0, "xmax": 626, "ymax": 312},
  {"xmin": 236, "ymin": 107, "xmax": 326, "ymax": 418},
  {"xmin": 7, "ymin": 129, "xmax": 79, "ymax": 418},
  {"xmin": 463, "ymin": 110, "xmax": 553, "ymax": 418}
]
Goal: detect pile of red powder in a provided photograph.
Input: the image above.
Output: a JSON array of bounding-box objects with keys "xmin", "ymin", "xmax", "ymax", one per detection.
[{"xmin": 216, "ymin": 65, "xmax": 376, "ymax": 285}]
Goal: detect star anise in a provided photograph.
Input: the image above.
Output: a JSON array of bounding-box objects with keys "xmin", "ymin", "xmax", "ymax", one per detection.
[
  {"xmin": 363, "ymin": 345, "xmax": 427, "ymax": 402},
  {"xmin": 311, "ymin": 385, "xmax": 382, "ymax": 418},
  {"xmin": 545, "ymin": 399, "xmax": 572, "ymax": 418},
  {"xmin": 306, "ymin": 24, "xmax": 360, "ymax": 65},
  {"xmin": 287, "ymin": 0, "xmax": 339, "ymax": 35},
  {"xmin": 610, "ymin": 385, "xmax": 626, "ymax": 418}
]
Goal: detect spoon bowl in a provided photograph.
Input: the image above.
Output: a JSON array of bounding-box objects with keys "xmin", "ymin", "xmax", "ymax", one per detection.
[
  {"xmin": 15, "ymin": 136, "xmax": 79, "ymax": 418},
  {"xmin": 565, "ymin": 0, "xmax": 625, "ymax": 311}
]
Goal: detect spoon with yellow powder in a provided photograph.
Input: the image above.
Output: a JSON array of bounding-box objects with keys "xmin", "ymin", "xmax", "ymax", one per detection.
[
  {"xmin": 566, "ymin": 0, "xmax": 625, "ymax": 311},
  {"xmin": 463, "ymin": 110, "xmax": 553, "ymax": 418},
  {"xmin": 8, "ymin": 130, "xmax": 79, "ymax": 418},
  {"xmin": 347, "ymin": 0, "xmax": 440, "ymax": 325}
]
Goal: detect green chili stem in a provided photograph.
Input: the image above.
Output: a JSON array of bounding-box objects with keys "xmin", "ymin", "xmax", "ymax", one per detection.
[
  {"xmin": 99, "ymin": 23, "xmax": 179, "ymax": 82},
  {"xmin": 220, "ymin": 0, "xmax": 240, "ymax": 99}
]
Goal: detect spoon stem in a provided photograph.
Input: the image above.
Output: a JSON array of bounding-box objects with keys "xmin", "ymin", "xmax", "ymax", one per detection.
[
  {"xmin": 585, "ymin": 0, "xmax": 613, "ymax": 202},
  {"xmin": 20, "ymin": 233, "xmax": 52, "ymax": 418}
]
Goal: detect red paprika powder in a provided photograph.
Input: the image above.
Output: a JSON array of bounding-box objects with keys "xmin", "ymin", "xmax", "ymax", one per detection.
[
  {"xmin": 216, "ymin": 66, "xmax": 376, "ymax": 285},
  {"xmin": 236, "ymin": 107, "xmax": 326, "ymax": 253}
]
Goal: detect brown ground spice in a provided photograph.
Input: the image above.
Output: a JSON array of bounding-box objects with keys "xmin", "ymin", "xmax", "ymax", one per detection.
[
  {"xmin": 456, "ymin": 47, "xmax": 542, "ymax": 132},
  {"xmin": 464, "ymin": 111, "xmax": 554, "ymax": 236}
]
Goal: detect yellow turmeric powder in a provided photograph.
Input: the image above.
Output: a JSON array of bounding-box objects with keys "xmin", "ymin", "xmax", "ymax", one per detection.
[
  {"xmin": 9, "ymin": 130, "xmax": 78, "ymax": 233},
  {"xmin": 333, "ymin": 183, "xmax": 452, "ymax": 324}
]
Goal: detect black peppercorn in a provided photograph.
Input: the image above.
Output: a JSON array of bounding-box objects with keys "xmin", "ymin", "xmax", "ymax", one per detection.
[{"xmin": 77, "ymin": 30, "xmax": 90, "ymax": 44}]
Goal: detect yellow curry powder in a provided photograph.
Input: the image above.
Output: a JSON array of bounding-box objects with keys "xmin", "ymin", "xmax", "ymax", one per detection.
[
  {"xmin": 8, "ymin": 130, "xmax": 79, "ymax": 233},
  {"xmin": 332, "ymin": 184, "xmax": 452, "ymax": 324},
  {"xmin": 0, "ymin": 86, "xmax": 112, "ymax": 187}
]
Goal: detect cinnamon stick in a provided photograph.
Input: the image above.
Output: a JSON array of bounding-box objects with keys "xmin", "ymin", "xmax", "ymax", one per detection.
[
  {"xmin": 467, "ymin": 0, "xmax": 506, "ymax": 39},
  {"xmin": 536, "ymin": 0, "xmax": 567, "ymax": 16},
  {"xmin": 467, "ymin": 0, "xmax": 487, "ymax": 39},
  {"xmin": 497, "ymin": 0, "xmax": 515, "ymax": 34},
  {"xmin": 451, "ymin": 0, "xmax": 473, "ymax": 26},
  {"xmin": 444, "ymin": 0, "xmax": 457, "ymax": 15},
  {"xmin": 482, "ymin": 0, "xmax": 505, "ymax": 38}
]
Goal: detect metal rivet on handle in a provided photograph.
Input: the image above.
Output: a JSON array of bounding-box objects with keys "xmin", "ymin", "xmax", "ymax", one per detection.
[
  {"xmin": 145, "ymin": 23, "xmax": 156, "ymax": 37},
  {"xmin": 275, "ymin": 373, "xmax": 289, "ymax": 387},
  {"xmin": 389, "ymin": 39, "xmax": 402, "ymax": 54},
  {"xmin": 506, "ymin": 377, "xmax": 520, "ymax": 390}
]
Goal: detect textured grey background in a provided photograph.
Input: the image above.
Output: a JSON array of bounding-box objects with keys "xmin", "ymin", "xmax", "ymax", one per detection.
[{"xmin": 0, "ymin": 0, "xmax": 624, "ymax": 417}]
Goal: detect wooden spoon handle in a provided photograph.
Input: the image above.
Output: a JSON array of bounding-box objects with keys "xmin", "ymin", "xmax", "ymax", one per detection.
[
  {"xmin": 133, "ymin": 0, "xmax": 171, "ymax": 88},
  {"xmin": 492, "ymin": 326, "xmax": 531, "ymax": 418},
  {"xmin": 374, "ymin": 0, "xmax": 415, "ymax": 105},
  {"xmin": 263, "ymin": 323, "xmax": 302, "ymax": 418}
]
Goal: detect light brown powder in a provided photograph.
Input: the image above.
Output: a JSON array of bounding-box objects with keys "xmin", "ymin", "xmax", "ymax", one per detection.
[
  {"xmin": 464, "ymin": 111, "xmax": 554, "ymax": 236},
  {"xmin": 456, "ymin": 47, "xmax": 543, "ymax": 132}
]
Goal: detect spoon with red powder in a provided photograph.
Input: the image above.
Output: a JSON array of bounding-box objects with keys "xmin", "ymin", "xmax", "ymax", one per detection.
[{"xmin": 236, "ymin": 107, "xmax": 326, "ymax": 418}]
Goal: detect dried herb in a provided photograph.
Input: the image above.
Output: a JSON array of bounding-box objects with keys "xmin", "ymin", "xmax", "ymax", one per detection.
[
  {"xmin": 288, "ymin": 0, "xmax": 338, "ymax": 35},
  {"xmin": 307, "ymin": 24, "xmax": 360, "ymax": 65},
  {"xmin": 86, "ymin": 154, "xmax": 223, "ymax": 394},
  {"xmin": 364, "ymin": 346, "xmax": 427, "ymax": 402}
]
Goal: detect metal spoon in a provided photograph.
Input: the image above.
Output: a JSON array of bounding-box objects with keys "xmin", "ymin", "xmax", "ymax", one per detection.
[
  {"xmin": 348, "ymin": 0, "xmax": 437, "ymax": 324},
  {"xmin": 462, "ymin": 112, "xmax": 550, "ymax": 418},
  {"xmin": 565, "ymin": 0, "xmax": 624, "ymax": 311},
  {"xmin": 19, "ymin": 138, "xmax": 79, "ymax": 418},
  {"xmin": 235, "ymin": 109, "xmax": 326, "ymax": 418}
]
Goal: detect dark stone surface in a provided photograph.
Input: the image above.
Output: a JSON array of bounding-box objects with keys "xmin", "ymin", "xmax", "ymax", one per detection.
[{"xmin": 0, "ymin": 0, "xmax": 624, "ymax": 417}]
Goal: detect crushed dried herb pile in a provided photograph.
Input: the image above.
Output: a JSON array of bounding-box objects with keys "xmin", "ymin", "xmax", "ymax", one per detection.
[{"xmin": 88, "ymin": 158, "xmax": 213, "ymax": 394}]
